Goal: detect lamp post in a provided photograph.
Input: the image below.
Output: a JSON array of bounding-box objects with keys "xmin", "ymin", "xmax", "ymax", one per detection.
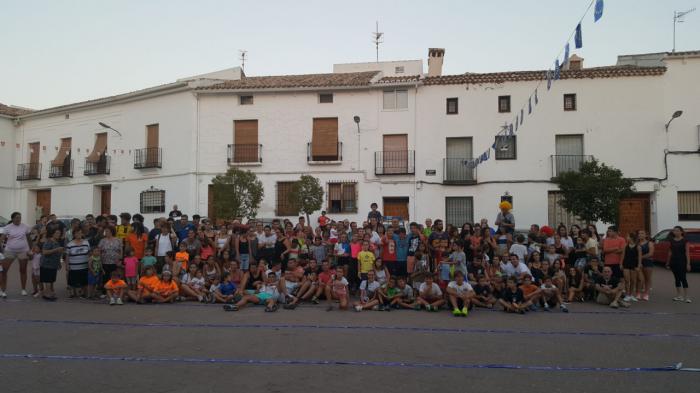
[
  {"xmin": 353, "ymin": 116, "xmax": 361, "ymax": 171},
  {"xmin": 98, "ymin": 122, "xmax": 122, "ymax": 137},
  {"xmin": 665, "ymin": 110, "xmax": 683, "ymax": 132}
]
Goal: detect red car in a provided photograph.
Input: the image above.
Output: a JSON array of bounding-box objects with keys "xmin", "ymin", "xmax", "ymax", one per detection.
[{"xmin": 652, "ymin": 228, "xmax": 700, "ymax": 270}]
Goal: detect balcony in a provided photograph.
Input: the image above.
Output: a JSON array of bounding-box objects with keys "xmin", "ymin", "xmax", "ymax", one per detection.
[
  {"xmin": 16, "ymin": 163, "xmax": 41, "ymax": 181},
  {"xmin": 49, "ymin": 160, "xmax": 73, "ymax": 178},
  {"xmin": 374, "ymin": 150, "xmax": 415, "ymax": 175},
  {"xmin": 227, "ymin": 144, "xmax": 262, "ymax": 165},
  {"xmin": 307, "ymin": 142, "xmax": 342, "ymax": 163},
  {"xmin": 443, "ymin": 158, "xmax": 477, "ymax": 184},
  {"xmin": 551, "ymin": 155, "xmax": 593, "ymax": 178},
  {"xmin": 84, "ymin": 156, "xmax": 111, "ymax": 176},
  {"xmin": 134, "ymin": 147, "xmax": 162, "ymax": 169}
]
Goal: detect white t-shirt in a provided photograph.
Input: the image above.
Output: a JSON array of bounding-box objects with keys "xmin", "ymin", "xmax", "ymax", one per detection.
[
  {"xmin": 157, "ymin": 234, "xmax": 173, "ymax": 256},
  {"xmin": 509, "ymin": 243, "xmax": 528, "ymax": 263},
  {"xmin": 360, "ymin": 280, "xmax": 381, "ymax": 298},
  {"xmin": 259, "ymin": 234, "xmax": 277, "ymax": 249},
  {"xmin": 447, "ymin": 281, "xmax": 473, "ymax": 296},
  {"xmin": 334, "ymin": 242, "xmax": 346, "ymax": 256},
  {"xmin": 419, "ymin": 282, "xmax": 442, "ymax": 298},
  {"xmin": 191, "ymin": 277, "xmax": 205, "ymax": 290},
  {"xmin": 585, "ymin": 238, "xmax": 599, "ymax": 256},
  {"xmin": 2, "ymin": 223, "xmax": 31, "ymax": 253},
  {"xmin": 501, "ymin": 261, "xmax": 531, "ymax": 278}
]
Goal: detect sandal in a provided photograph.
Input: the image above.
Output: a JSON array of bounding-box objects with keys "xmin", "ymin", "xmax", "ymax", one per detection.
[{"xmin": 264, "ymin": 306, "xmax": 273, "ymax": 312}]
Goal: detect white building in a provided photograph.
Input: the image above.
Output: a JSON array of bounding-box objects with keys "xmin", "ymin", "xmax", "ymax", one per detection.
[{"xmin": 1, "ymin": 49, "xmax": 699, "ymax": 236}]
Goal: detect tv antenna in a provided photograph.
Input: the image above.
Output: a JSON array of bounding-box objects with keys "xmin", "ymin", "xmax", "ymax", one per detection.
[
  {"xmin": 239, "ymin": 49, "xmax": 248, "ymax": 71},
  {"xmin": 673, "ymin": 8, "xmax": 696, "ymax": 52},
  {"xmin": 372, "ymin": 21, "xmax": 383, "ymax": 62}
]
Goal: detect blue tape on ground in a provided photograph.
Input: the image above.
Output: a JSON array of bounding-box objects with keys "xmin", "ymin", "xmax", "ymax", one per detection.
[
  {"xmin": 0, "ymin": 353, "xmax": 686, "ymax": 373},
  {"xmin": 1, "ymin": 318, "xmax": 698, "ymax": 339}
]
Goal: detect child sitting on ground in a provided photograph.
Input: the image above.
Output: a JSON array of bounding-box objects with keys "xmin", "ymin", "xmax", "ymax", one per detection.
[
  {"xmin": 325, "ymin": 266, "xmax": 349, "ymax": 311},
  {"xmin": 471, "ymin": 275, "xmax": 497, "ymax": 308},
  {"xmin": 104, "ymin": 271, "xmax": 127, "ymax": 305},
  {"xmin": 519, "ymin": 275, "xmax": 542, "ymax": 310},
  {"xmin": 225, "ymin": 271, "xmax": 280, "ymax": 312},
  {"xmin": 214, "ymin": 272, "xmax": 237, "ymax": 304},
  {"xmin": 499, "ymin": 276, "xmax": 531, "ymax": 314},
  {"xmin": 540, "ymin": 276, "xmax": 569, "ymax": 312},
  {"xmin": 416, "ymin": 274, "xmax": 445, "ymax": 312},
  {"xmin": 391, "ymin": 277, "xmax": 415, "ymax": 309},
  {"xmin": 446, "ymin": 271, "xmax": 474, "ymax": 317},
  {"xmin": 354, "ymin": 270, "xmax": 382, "ymax": 311}
]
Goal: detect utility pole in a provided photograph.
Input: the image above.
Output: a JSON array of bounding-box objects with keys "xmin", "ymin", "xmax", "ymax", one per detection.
[
  {"xmin": 372, "ymin": 21, "xmax": 383, "ymax": 62},
  {"xmin": 673, "ymin": 8, "xmax": 696, "ymax": 52},
  {"xmin": 239, "ymin": 49, "xmax": 248, "ymax": 72}
]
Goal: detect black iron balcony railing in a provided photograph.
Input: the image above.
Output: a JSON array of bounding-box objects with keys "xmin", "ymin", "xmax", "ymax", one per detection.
[
  {"xmin": 84, "ymin": 156, "xmax": 111, "ymax": 176},
  {"xmin": 307, "ymin": 142, "xmax": 343, "ymax": 162},
  {"xmin": 49, "ymin": 160, "xmax": 74, "ymax": 178},
  {"xmin": 551, "ymin": 155, "xmax": 593, "ymax": 178},
  {"xmin": 443, "ymin": 158, "xmax": 477, "ymax": 184},
  {"xmin": 134, "ymin": 147, "xmax": 162, "ymax": 169},
  {"xmin": 16, "ymin": 163, "xmax": 41, "ymax": 181},
  {"xmin": 227, "ymin": 144, "xmax": 262, "ymax": 164},
  {"xmin": 374, "ymin": 150, "xmax": 415, "ymax": 175}
]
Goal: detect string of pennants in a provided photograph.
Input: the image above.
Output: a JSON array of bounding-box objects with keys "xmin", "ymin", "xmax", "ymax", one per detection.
[
  {"xmin": 462, "ymin": 0, "xmax": 604, "ymax": 169},
  {"xmin": 0, "ymin": 141, "xmax": 132, "ymax": 156}
]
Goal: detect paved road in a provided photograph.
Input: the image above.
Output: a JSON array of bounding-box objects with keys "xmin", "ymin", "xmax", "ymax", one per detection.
[{"xmin": 0, "ymin": 266, "xmax": 698, "ymax": 393}]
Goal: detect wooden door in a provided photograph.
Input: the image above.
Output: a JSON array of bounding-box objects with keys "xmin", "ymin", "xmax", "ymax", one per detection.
[
  {"xmin": 146, "ymin": 124, "xmax": 159, "ymax": 166},
  {"xmin": 28, "ymin": 142, "xmax": 40, "ymax": 177},
  {"xmin": 382, "ymin": 134, "xmax": 408, "ymax": 174},
  {"xmin": 618, "ymin": 194, "xmax": 650, "ymax": 237},
  {"xmin": 311, "ymin": 118, "xmax": 339, "ymax": 161},
  {"xmin": 383, "ymin": 197, "xmax": 409, "ymax": 220},
  {"xmin": 234, "ymin": 120, "xmax": 259, "ymax": 162},
  {"xmin": 36, "ymin": 189, "xmax": 51, "ymax": 216},
  {"xmin": 100, "ymin": 185, "xmax": 111, "ymax": 215}
]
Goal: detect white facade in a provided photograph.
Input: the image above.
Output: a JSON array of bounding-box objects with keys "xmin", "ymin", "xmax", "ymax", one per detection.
[{"xmin": 2, "ymin": 50, "xmax": 699, "ymax": 234}]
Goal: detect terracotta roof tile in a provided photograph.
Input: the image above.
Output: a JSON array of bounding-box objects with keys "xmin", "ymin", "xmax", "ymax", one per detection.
[
  {"xmin": 0, "ymin": 103, "xmax": 32, "ymax": 117},
  {"xmin": 665, "ymin": 50, "xmax": 700, "ymax": 57},
  {"xmin": 376, "ymin": 75, "xmax": 422, "ymax": 84},
  {"xmin": 423, "ymin": 65, "xmax": 666, "ymax": 86},
  {"xmin": 198, "ymin": 71, "xmax": 380, "ymax": 90}
]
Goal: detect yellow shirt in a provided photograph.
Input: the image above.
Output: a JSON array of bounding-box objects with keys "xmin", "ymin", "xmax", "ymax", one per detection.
[{"xmin": 357, "ymin": 251, "xmax": 375, "ymax": 274}]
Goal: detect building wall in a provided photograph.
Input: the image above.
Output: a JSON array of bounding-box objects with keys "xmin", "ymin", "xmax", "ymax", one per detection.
[{"xmin": 0, "ymin": 117, "xmax": 17, "ymax": 214}]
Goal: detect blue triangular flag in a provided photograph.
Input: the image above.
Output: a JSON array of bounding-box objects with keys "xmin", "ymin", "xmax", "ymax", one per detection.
[
  {"xmin": 575, "ymin": 23, "xmax": 583, "ymax": 49},
  {"xmin": 520, "ymin": 109, "xmax": 524, "ymax": 124},
  {"xmin": 492, "ymin": 142, "xmax": 497, "ymax": 150},
  {"xmin": 535, "ymin": 89, "xmax": 539, "ymax": 104},
  {"xmin": 564, "ymin": 43, "xmax": 570, "ymax": 66},
  {"xmin": 554, "ymin": 59, "xmax": 561, "ymax": 80},
  {"xmin": 547, "ymin": 70, "xmax": 552, "ymax": 90},
  {"xmin": 528, "ymin": 97, "xmax": 532, "ymax": 114},
  {"xmin": 594, "ymin": 0, "xmax": 604, "ymax": 22}
]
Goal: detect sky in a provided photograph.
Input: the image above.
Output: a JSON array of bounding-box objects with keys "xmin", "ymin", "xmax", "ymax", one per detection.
[{"xmin": 1, "ymin": 0, "xmax": 698, "ymax": 109}]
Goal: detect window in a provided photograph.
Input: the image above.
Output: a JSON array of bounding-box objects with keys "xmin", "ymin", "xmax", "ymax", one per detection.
[
  {"xmin": 319, "ymin": 93, "xmax": 334, "ymax": 103},
  {"xmin": 328, "ymin": 182, "xmax": 357, "ymax": 213},
  {"xmin": 140, "ymin": 188, "xmax": 165, "ymax": 213},
  {"xmin": 564, "ymin": 94, "xmax": 577, "ymax": 111},
  {"xmin": 548, "ymin": 191, "xmax": 583, "ymax": 228},
  {"xmin": 495, "ymin": 135, "xmax": 517, "ymax": 160},
  {"xmin": 383, "ymin": 89, "xmax": 408, "ymax": 110},
  {"xmin": 678, "ymin": 192, "xmax": 700, "ymax": 221},
  {"xmin": 446, "ymin": 98, "xmax": 458, "ymax": 114},
  {"xmin": 276, "ymin": 181, "xmax": 298, "ymax": 216},
  {"xmin": 498, "ymin": 96, "xmax": 511, "ymax": 113},
  {"xmin": 445, "ymin": 197, "xmax": 473, "ymax": 228},
  {"xmin": 239, "ymin": 95, "xmax": 254, "ymax": 105},
  {"xmin": 311, "ymin": 117, "xmax": 339, "ymax": 161},
  {"xmin": 395, "ymin": 66, "xmax": 405, "ymax": 74}
]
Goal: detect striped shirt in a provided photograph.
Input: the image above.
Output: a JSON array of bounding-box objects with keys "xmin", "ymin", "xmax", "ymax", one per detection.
[{"xmin": 66, "ymin": 239, "xmax": 91, "ymax": 271}]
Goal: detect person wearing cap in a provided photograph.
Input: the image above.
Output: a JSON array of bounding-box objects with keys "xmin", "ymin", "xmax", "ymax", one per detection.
[
  {"xmin": 115, "ymin": 213, "xmax": 132, "ymax": 241},
  {"xmin": 495, "ymin": 201, "xmax": 515, "ymax": 235}
]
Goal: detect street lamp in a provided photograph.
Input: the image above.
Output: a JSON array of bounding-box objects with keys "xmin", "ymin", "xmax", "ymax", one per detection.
[
  {"xmin": 98, "ymin": 122, "xmax": 123, "ymax": 137},
  {"xmin": 665, "ymin": 110, "xmax": 683, "ymax": 132},
  {"xmin": 353, "ymin": 115, "xmax": 361, "ymax": 133}
]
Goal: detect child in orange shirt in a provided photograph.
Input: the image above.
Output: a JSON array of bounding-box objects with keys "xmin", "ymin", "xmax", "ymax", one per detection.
[
  {"xmin": 519, "ymin": 275, "xmax": 542, "ymax": 310},
  {"xmin": 154, "ymin": 270, "xmax": 179, "ymax": 303},
  {"xmin": 174, "ymin": 243, "xmax": 190, "ymax": 278},
  {"xmin": 104, "ymin": 271, "xmax": 127, "ymax": 305}
]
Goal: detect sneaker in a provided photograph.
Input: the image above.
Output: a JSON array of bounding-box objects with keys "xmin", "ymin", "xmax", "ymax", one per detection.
[
  {"xmin": 636, "ymin": 292, "xmax": 642, "ymax": 299},
  {"xmin": 197, "ymin": 295, "xmax": 204, "ymax": 302},
  {"xmin": 0, "ymin": 291, "xmax": 7, "ymax": 298},
  {"xmin": 560, "ymin": 305, "xmax": 569, "ymax": 313},
  {"xmin": 354, "ymin": 305, "xmax": 362, "ymax": 312},
  {"xmin": 425, "ymin": 305, "xmax": 432, "ymax": 312},
  {"xmin": 452, "ymin": 308, "xmax": 461, "ymax": 316},
  {"xmin": 610, "ymin": 301, "xmax": 619, "ymax": 309},
  {"xmin": 311, "ymin": 297, "xmax": 320, "ymax": 305},
  {"xmin": 116, "ymin": 298, "xmax": 123, "ymax": 305},
  {"xmin": 622, "ymin": 295, "xmax": 631, "ymax": 302},
  {"xmin": 429, "ymin": 305, "xmax": 438, "ymax": 312},
  {"xmin": 413, "ymin": 304, "xmax": 421, "ymax": 311},
  {"xmin": 685, "ymin": 298, "xmax": 692, "ymax": 303},
  {"xmin": 109, "ymin": 298, "xmax": 116, "ymax": 305},
  {"xmin": 673, "ymin": 296, "xmax": 684, "ymax": 301},
  {"xmin": 642, "ymin": 293, "xmax": 650, "ymax": 301},
  {"xmin": 99, "ymin": 294, "xmax": 106, "ymax": 299},
  {"xmin": 371, "ymin": 305, "xmax": 380, "ymax": 311},
  {"xmin": 630, "ymin": 296, "xmax": 638, "ymax": 302},
  {"xmin": 620, "ymin": 301, "xmax": 631, "ymax": 308},
  {"xmin": 543, "ymin": 303, "xmax": 550, "ymax": 311},
  {"xmin": 461, "ymin": 307, "xmax": 469, "ymax": 317},
  {"xmin": 32, "ymin": 292, "xmax": 40, "ymax": 298},
  {"xmin": 21, "ymin": 289, "xmax": 28, "ymax": 296},
  {"xmin": 223, "ymin": 304, "xmax": 238, "ymax": 311}
]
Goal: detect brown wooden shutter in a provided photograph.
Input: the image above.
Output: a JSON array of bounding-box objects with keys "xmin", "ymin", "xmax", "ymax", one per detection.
[
  {"xmin": 146, "ymin": 124, "xmax": 159, "ymax": 148},
  {"xmin": 342, "ymin": 183, "xmax": 356, "ymax": 212},
  {"xmin": 382, "ymin": 134, "xmax": 408, "ymax": 174},
  {"xmin": 234, "ymin": 120, "xmax": 259, "ymax": 162},
  {"xmin": 328, "ymin": 183, "xmax": 342, "ymax": 211},
  {"xmin": 29, "ymin": 142, "xmax": 40, "ymax": 163},
  {"xmin": 312, "ymin": 118, "xmax": 338, "ymax": 160},
  {"xmin": 52, "ymin": 138, "xmax": 71, "ymax": 165},
  {"xmin": 87, "ymin": 133, "xmax": 108, "ymax": 162}
]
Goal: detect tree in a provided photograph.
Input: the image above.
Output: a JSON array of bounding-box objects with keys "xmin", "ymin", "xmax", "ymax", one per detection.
[
  {"xmin": 210, "ymin": 167, "xmax": 264, "ymax": 220},
  {"xmin": 288, "ymin": 174, "xmax": 324, "ymax": 223},
  {"xmin": 554, "ymin": 159, "xmax": 635, "ymax": 225}
]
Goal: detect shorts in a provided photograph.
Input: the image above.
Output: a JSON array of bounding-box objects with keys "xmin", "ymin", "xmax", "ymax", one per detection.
[
  {"xmin": 3, "ymin": 250, "xmax": 28, "ymax": 261},
  {"xmin": 40, "ymin": 267, "xmax": 58, "ymax": 283},
  {"xmin": 88, "ymin": 271, "xmax": 102, "ymax": 286},
  {"xmin": 642, "ymin": 259, "xmax": 654, "ymax": 268},
  {"xmin": 239, "ymin": 254, "xmax": 250, "ymax": 271},
  {"xmin": 596, "ymin": 292, "xmax": 614, "ymax": 305},
  {"xmin": 285, "ymin": 281, "xmax": 299, "ymax": 295},
  {"xmin": 332, "ymin": 289, "xmax": 347, "ymax": 298},
  {"xmin": 438, "ymin": 280, "xmax": 449, "ymax": 291},
  {"xmin": 257, "ymin": 292, "xmax": 273, "ymax": 303},
  {"xmin": 68, "ymin": 269, "xmax": 88, "ymax": 287},
  {"xmin": 396, "ymin": 260, "xmax": 407, "ymax": 277},
  {"xmin": 385, "ymin": 260, "xmax": 397, "ymax": 276},
  {"xmin": 125, "ymin": 276, "xmax": 138, "ymax": 286},
  {"xmin": 622, "ymin": 260, "xmax": 638, "ymax": 270}
]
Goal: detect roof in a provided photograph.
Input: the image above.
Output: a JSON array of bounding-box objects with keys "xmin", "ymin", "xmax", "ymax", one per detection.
[
  {"xmin": 377, "ymin": 75, "xmax": 422, "ymax": 84},
  {"xmin": 197, "ymin": 71, "xmax": 380, "ymax": 90},
  {"xmin": 0, "ymin": 103, "xmax": 32, "ymax": 117},
  {"xmin": 423, "ymin": 65, "xmax": 666, "ymax": 86},
  {"xmin": 665, "ymin": 50, "xmax": 700, "ymax": 58}
]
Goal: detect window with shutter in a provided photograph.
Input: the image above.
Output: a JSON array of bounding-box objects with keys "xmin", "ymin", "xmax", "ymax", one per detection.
[
  {"xmin": 311, "ymin": 118, "xmax": 339, "ymax": 161},
  {"xmin": 234, "ymin": 120, "xmax": 259, "ymax": 162},
  {"xmin": 678, "ymin": 192, "xmax": 700, "ymax": 221},
  {"xmin": 276, "ymin": 182, "xmax": 298, "ymax": 216},
  {"xmin": 327, "ymin": 182, "xmax": 357, "ymax": 213},
  {"xmin": 498, "ymin": 96, "xmax": 511, "ymax": 113}
]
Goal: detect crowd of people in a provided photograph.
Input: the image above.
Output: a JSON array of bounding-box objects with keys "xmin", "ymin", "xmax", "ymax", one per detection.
[{"xmin": 0, "ymin": 200, "xmax": 693, "ymax": 315}]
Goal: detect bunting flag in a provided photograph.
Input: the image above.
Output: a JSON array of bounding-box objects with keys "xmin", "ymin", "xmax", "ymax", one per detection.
[
  {"xmin": 492, "ymin": 142, "xmax": 497, "ymax": 150},
  {"xmin": 594, "ymin": 0, "xmax": 604, "ymax": 22},
  {"xmin": 481, "ymin": 150, "xmax": 490, "ymax": 162},
  {"xmin": 515, "ymin": 116, "xmax": 519, "ymax": 131},
  {"xmin": 554, "ymin": 59, "xmax": 561, "ymax": 80},
  {"xmin": 564, "ymin": 43, "xmax": 570, "ymax": 65},
  {"xmin": 528, "ymin": 97, "xmax": 532, "ymax": 114},
  {"xmin": 535, "ymin": 89, "xmax": 539, "ymax": 105},
  {"xmin": 520, "ymin": 109, "xmax": 524, "ymax": 124},
  {"xmin": 509, "ymin": 123, "xmax": 514, "ymax": 135},
  {"xmin": 575, "ymin": 23, "xmax": 583, "ymax": 49},
  {"xmin": 547, "ymin": 70, "xmax": 552, "ymax": 90}
]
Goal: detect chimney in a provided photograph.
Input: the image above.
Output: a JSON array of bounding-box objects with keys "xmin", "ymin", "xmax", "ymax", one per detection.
[
  {"xmin": 428, "ymin": 48, "xmax": 445, "ymax": 77},
  {"xmin": 566, "ymin": 54, "xmax": 584, "ymax": 70}
]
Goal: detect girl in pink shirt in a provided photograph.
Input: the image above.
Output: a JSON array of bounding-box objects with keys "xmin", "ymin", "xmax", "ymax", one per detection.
[{"xmin": 123, "ymin": 249, "xmax": 140, "ymax": 290}]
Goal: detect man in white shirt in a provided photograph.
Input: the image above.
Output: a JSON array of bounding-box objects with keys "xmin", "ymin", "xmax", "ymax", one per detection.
[
  {"xmin": 501, "ymin": 254, "xmax": 532, "ymax": 281},
  {"xmin": 446, "ymin": 271, "xmax": 474, "ymax": 316},
  {"xmin": 416, "ymin": 275, "xmax": 445, "ymax": 311}
]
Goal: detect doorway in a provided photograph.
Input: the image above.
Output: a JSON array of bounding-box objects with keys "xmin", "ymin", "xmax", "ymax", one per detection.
[
  {"xmin": 618, "ymin": 193, "xmax": 650, "ymax": 237},
  {"xmin": 383, "ymin": 197, "xmax": 409, "ymax": 220},
  {"xmin": 100, "ymin": 185, "xmax": 111, "ymax": 215},
  {"xmin": 35, "ymin": 189, "xmax": 51, "ymax": 217}
]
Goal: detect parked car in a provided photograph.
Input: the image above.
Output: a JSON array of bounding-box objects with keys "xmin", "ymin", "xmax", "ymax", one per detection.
[
  {"xmin": 652, "ymin": 228, "xmax": 700, "ymax": 271},
  {"xmin": 0, "ymin": 215, "xmax": 8, "ymax": 227}
]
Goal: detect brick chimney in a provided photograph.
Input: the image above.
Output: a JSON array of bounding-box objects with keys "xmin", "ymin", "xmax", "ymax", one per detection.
[
  {"xmin": 428, "ymin": 48, "xmax": 445, "ymax": 77},
  {"xmin": 566, "ymin": 54, "xmax": 584, "ymax": 70}
]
